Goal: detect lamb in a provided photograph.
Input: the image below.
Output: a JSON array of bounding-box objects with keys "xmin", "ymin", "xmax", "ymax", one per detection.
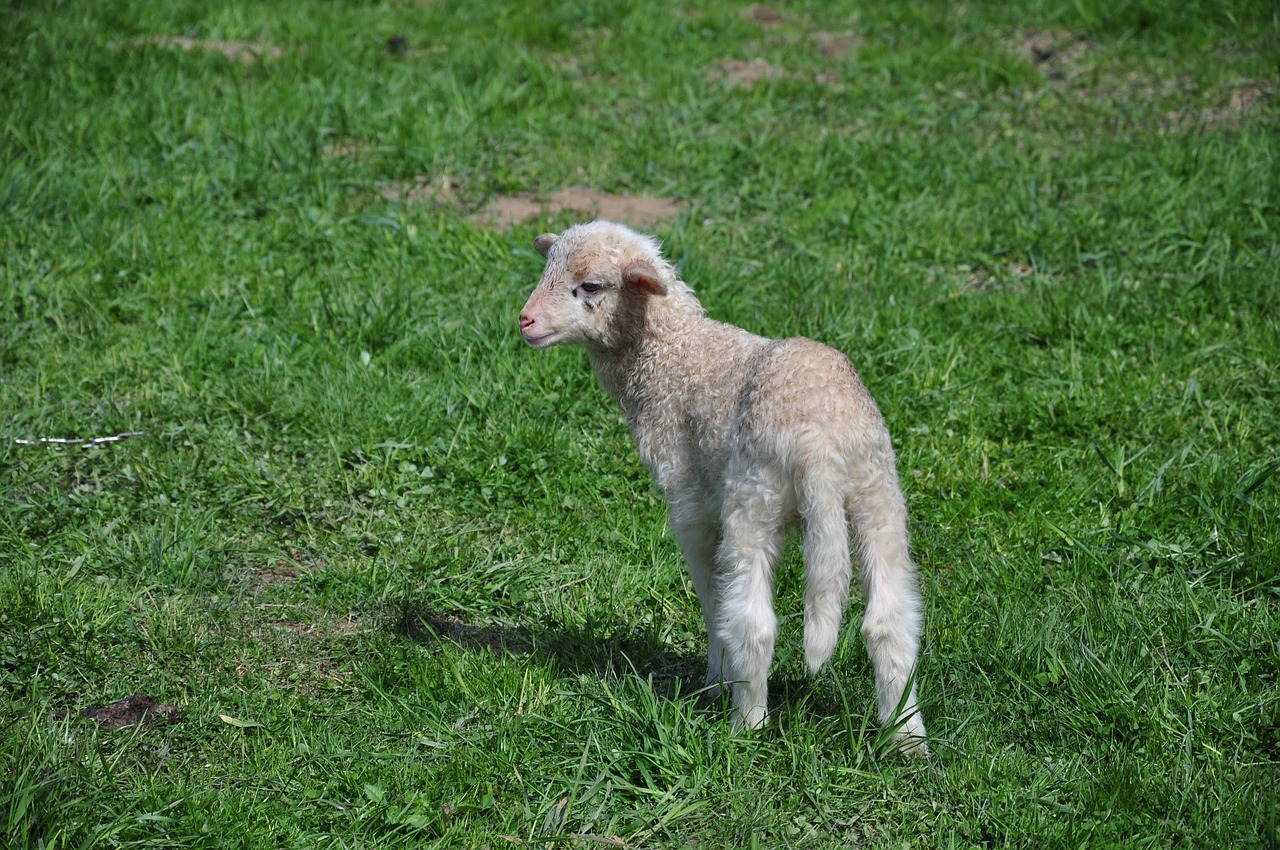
[{"xmin": 518, "ymin": 220, "xmax": 927, "ymax": 753}]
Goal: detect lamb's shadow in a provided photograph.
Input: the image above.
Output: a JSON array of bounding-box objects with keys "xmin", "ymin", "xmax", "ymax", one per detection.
[
  {"xmin": 396, "ymin": 605, "xmax": 849, "ymax": 721},
  {"xmin": 397, "ymin": 605, "xmax": 703, "ymax": 703}
]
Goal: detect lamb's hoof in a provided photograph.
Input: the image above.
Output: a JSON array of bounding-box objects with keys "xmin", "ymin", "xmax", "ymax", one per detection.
[
  {"xmin": 731, "ymin": 706, "xmax": 769, "ymax": 732},
  {"xmin": 893, "ymin": 733, "xmax": 931, "ymax": 758}
]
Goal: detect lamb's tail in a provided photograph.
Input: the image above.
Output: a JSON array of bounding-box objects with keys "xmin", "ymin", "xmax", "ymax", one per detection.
[{"xmin": 800, "ymin": 466, "xmax": 853, "ymax": 673}]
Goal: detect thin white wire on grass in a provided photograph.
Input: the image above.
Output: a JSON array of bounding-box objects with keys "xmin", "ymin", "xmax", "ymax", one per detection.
[{"xmin": 12, "ymin": 432, "xmax": 144, "ymax": 447}]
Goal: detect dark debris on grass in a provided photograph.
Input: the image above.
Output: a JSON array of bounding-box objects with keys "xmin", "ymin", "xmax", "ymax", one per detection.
[{"xmin": 53, "ymin": 692, "xmax": 183, "ymax": 730}]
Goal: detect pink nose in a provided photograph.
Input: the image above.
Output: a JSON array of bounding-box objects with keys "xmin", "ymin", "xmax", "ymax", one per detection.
[{"xmin": 519, "ymin": 314, "xmax": 534, "ymax": 331}]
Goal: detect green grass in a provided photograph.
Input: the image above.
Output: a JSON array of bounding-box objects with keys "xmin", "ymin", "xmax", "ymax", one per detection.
[{"xmin": 2, "ymin": 0, "xmax": 1278, "ymax": 847}]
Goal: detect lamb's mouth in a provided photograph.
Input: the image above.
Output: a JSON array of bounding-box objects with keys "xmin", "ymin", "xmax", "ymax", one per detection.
[{"xmin": 521, "ymin": 331, "xmax": 559, "ymax": 348}]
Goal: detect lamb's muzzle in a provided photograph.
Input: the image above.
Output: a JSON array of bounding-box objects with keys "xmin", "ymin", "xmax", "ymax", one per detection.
[{"xmin": 520, "ymin": 220, "xmax": 928, "ymax": 754}]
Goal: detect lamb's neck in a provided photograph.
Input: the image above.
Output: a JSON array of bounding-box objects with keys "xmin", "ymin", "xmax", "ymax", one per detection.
[
  {"xmin": 587, "ymin": 318, "xmax": 697, "ymax": 420},
  {"xmin": 588, "ymin": 337, "xmax": 655, "ymax": 418}
]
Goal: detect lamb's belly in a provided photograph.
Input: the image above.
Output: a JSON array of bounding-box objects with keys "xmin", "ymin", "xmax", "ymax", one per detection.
[{"xmin": 647, "ymin": 438, "xmax": 802, "ymax": 530}]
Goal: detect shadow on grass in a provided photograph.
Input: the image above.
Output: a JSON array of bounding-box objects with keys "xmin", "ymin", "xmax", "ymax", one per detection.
[
  {"xmin": 394, "ymin": 605, "xmax": 847, "ymax": 721},
  {"xmin": 396, "ymin": 605, "xmax": 702, "ymax": 700}
]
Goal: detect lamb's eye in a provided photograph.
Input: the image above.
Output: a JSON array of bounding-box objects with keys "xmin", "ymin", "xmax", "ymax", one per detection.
[{"xmin": 580, "ymin": 281, "xmax": 602, "ymax": 294}]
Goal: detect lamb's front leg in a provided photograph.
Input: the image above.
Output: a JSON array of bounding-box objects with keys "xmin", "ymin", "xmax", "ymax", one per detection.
[
  {"xmin": 670, "ymin": 512, "xmax": 724, "ymax": 696},
  {"xmin": 715, "ymin": 468, "xmax": 786, "ymax": 730}
]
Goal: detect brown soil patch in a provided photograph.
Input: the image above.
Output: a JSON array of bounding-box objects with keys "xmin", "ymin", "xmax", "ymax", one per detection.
[
  {"xmin": 741, "ymin": 5, "xmax": 794, "ymax": 29},
  {"xmin": 994, "ymin": 30, "xmax": 1271, "ymax": 135},
  {"xmin": 226, "ymin": 606, "xmax": 361, "ymax": 695},
  {"xmin": 110, "ymin": 35, "xmax": 284, "ymax": 64},
  {"xmin": 1099, "ymin": 70, "xmax": 1191, "ymax": 104},
  {"xmin": 706, "ymin": 57, "xmax": 842, "ymax": 91},
  {"xmin": 1162, "ymin": 82, "xmax": 1274, "ymax": 132},
  {"xmin": 262, "ymin": 617, "xmax": 322, "ymax": 637},
  {"xmin": 809, "ymin": 31, "xmax": 864, "ymax": 60},
  {"xmin": 378, "ymin": 178, "xmax": 683, "ymax": 230},
  {"xmin": 247, "ymin": 549, "xmax": 322, "ymax": 593},
  {"xmin": 475, "ymin": 187, "xmax": 683, "ymax": 230},
  {"xmin": 56, "ymin": 692, "xmax": 182, "ymax": 730},
  {"xmin": 254, "ymin": 603, "xmax": 362, "ymax": 638},
  {"xmin": 1006, "ymin": 29, "xmax": 1090, "ymax": 82},
  {"xmin": 253, "ymin": 562, "xmax": 300, "ymax": 584},
  {"xmin": 706, "ymin": 57, "xmax": 794, "ymax": 87}
]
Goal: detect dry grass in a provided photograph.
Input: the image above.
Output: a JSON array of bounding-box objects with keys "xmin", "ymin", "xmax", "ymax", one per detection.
[
  {"xmin": 808, "ymin": 30, "xmax": 864, "ymax": 61},
  {"xmin": 476, "ymin": 187, "xmax": 684, "ymax": 230},
  {"xmin": 109, "ymin": 35, "xmax": 285, "ymax": 64}
]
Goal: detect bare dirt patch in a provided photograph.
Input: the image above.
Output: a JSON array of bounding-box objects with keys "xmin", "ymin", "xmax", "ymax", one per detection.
[
  {"xmin": 247, "ymin": 548, "xmax": 324, "ymax": 593},
  {"xmin": 1006, "ymin": 29, "xmax": 1090, "ymax": 82},
  {"xmin": 995, "ymin": 29, "xmax": 1271, "ymax": 134},
  {"xmin": 1162, "ymin": 81, "xmax": 1274, "ymax": 132},
  {"xmin": 706, "ymin": 57, "xmax": 795, "ymax": 88},
  {"xmin": 254, "ymin": 601, "xmax": 363, "ymax": 639},
  {"xmin": 252, "ymin": 562, "xmax": 300, "ymax": 586},
  {"xmin": 263, "ymin": 618, "xmax": 321, "ymax": 637},
  {"xmin": 55, "ymin": 692, "xmax": 182, "ymax": 730},
  {"xmin": 809, "ymin": 31, "xmax": 864, "ymax": 61},
  {"xmin": 110, "ymin": 35, "xmax": 284, "ymax": 64},
  {"xmin": 706, "ymin": 55, "xmax": 845, "ymax": 90},
  {"xmin": 737, "ymin": 6, "xmax": 865, "ymax": 64},
  {"xmin": 224, "ymin": 606, "xmax": 362, "ymax": 695},
  {"xmin": 475, "ymin": 187, "xmax": 683, "ymax": 230},
  {"xmin": 378, "ymin": 178, "xmax": 683, "ymax": 230},
  {"xmin": 740, "ymin": 4, "xmax": 795, "ymax": 29}
]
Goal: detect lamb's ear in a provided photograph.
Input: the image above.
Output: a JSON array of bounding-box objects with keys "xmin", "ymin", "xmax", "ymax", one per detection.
[
  {"xmin": 533, "ymin": 233, "xmax": 559, "ymax": 258},
  {"xmin": 623, "ymin": 260, "xmax": 668, "ymax": 296}
]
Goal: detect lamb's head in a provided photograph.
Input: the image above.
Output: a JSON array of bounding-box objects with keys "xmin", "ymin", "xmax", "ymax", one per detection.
[{"xmin": 519, "ymin": 220, "xmax": 687, "ymax": 351}]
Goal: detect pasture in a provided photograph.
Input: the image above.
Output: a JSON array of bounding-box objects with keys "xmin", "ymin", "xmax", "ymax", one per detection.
[{"xmin": 2, "ymin": 1, "xmax": 1277, "ymax": 846}]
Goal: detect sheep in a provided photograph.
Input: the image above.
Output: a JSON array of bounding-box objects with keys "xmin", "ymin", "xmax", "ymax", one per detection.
[{"xmin": 518, "ymin": 220, "xmax": 928, "ymax": 753}]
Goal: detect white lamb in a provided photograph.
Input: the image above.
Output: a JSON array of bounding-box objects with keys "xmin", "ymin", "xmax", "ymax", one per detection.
[{"xmin": 518, "ymin": 220, "xmax": 927, "ymax": 753}]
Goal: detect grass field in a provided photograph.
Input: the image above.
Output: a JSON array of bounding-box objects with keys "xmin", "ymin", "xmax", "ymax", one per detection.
[{"xmin": 2, "ymin": 1, "xmax": 1278, "ymax": 847}]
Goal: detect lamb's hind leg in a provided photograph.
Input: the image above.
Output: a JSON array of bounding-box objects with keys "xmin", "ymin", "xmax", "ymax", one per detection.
[
  {"xmin": 715, "ymin": 463, "xmax": 786, "ymax": 730},
  {"xmin": 852, "ymin": 481, "xmax": 929, "ymax": 755}
]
